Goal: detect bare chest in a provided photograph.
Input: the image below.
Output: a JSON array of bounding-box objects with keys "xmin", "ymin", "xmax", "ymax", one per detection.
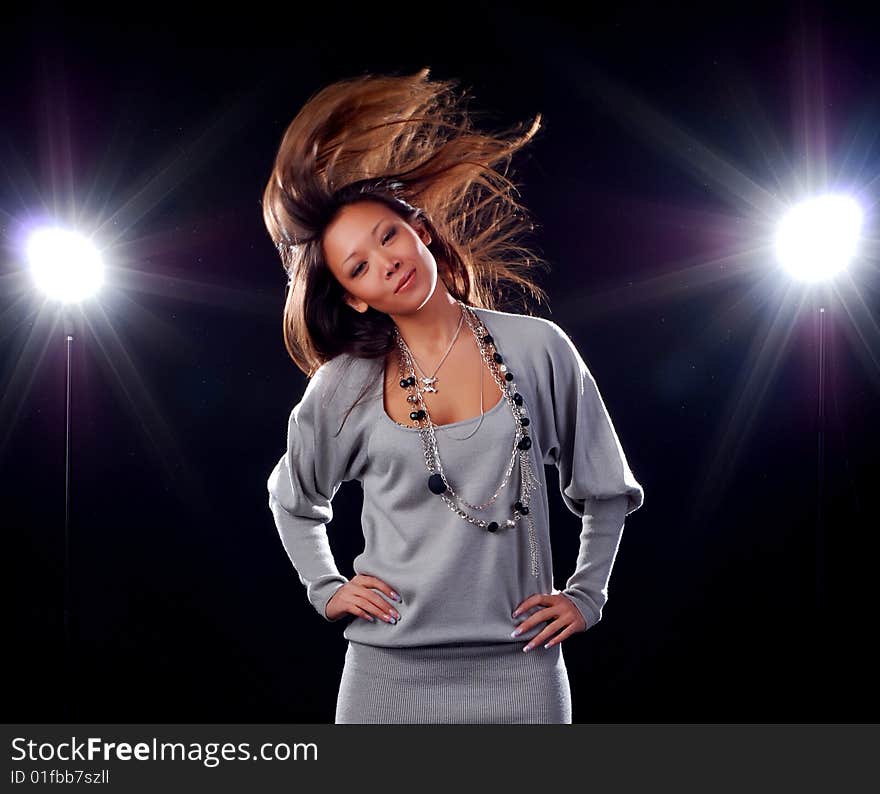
[{"xmin": 383, "ymin": 337, "xmax": 503, "ymax": 427}]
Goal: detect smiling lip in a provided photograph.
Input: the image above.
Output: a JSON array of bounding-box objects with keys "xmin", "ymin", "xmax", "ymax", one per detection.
[{"xmin": 395, "ymin": 268, "xmax": 416, "ymax": 293}]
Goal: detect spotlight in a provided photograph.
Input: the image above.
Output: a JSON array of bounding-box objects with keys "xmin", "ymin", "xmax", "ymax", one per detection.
[
  {"xmin": 23, "ymin": 223, "xmax": 104, "ymax": 720},
  {"xmin": 26, "ymin": 226, "xmax": 104, "ymax": 303},
  {"xmin": 774, "ymin": 194, "xmax": 863, "ymax": 283}
]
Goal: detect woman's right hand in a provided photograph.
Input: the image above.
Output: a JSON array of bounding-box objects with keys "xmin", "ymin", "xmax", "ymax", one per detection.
[{"xmin": 325, "ymin": 574, "xmax": 401, "ymax": 623}]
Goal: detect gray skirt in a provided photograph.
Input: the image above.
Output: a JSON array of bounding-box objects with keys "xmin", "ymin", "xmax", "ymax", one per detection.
[{"xmin": 335, "ymin": 640, "xmax": 572, "ymax": 724}]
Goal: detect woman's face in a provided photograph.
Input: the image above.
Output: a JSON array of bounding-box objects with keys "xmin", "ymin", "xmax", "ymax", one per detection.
[{"xmin": 321, "ymin": 200, "xmax": 437, "ymax": 315}]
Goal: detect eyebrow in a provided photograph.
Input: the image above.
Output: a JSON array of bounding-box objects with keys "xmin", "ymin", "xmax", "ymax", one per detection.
[{"xmin": 342, "ymin": 219, "xmax": 384, "ymax": 267}]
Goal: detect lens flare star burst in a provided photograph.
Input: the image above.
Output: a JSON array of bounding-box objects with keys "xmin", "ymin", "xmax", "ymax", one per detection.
[{"xmin": 540, "ymin": 13, "xmax": 880, "ymax": 524}]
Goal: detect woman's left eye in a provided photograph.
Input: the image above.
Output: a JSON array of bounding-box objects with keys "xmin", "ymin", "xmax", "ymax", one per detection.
[{"xmin": 352, "ymin": 227, "xmax": 395, "ymax": 276}]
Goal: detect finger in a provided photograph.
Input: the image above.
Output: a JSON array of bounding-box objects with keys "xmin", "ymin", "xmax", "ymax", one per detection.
[
  {"xmin": 356, "ymin": 594, "xmax": 400, "ymax": 624},
  {"xmin": 521, "ymin": 618, "xmax": 566, "ymax": 652},
  {"xmin": 510, "ymin": 611, "xmax": 551, "ymax": 638},
  {"xmin": 511, "ymin": 599, "xmax": 535, "ymax": 618},
  {"xmin": 541, "ymin": 624, "xmax": 577, "ymax": 650},
  {"xmin": 512, "ymin": 591, "xmax": 551, "ymax": 618},
  {"xmin": 512, "ymin": 594, "xmax": 536, "ymax": 616},
  {"xmin": 365, "ymin": 576, "xmax": 402, "ymax": 603},
  {"xmin": 513, "ymin": 603, "xmax": 556, "ymax": 631},
  {"xmin": 351, "ymin": 603, "xmax": 377, "ymax": 622},
  {"xmin": 364, "ymin": 589, "xmax": 401, "ymax": 620}
]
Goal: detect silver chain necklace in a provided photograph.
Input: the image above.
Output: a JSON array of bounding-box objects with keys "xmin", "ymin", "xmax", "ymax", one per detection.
[
  {"xmin": 407, "ymin": 309, "xmax": 465, "ymax": 394},
  {"xmin": 405, "ymin": 308, "xmax": 485, "ymax": 441},
  {"xmin": 390, "ymin": 300, "xmax": 542, "ymax": 577}
]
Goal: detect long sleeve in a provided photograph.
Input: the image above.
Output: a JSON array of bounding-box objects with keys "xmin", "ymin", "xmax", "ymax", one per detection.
[
  {"xmin": 541, "ymin": 322, "xmax": 645, "ymax": 632},
  {"xmin": 266, "ymin": 358, "xmax": 370, "ymax": 622}
]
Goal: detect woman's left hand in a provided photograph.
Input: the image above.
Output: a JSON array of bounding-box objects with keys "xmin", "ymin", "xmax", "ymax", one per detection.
[{"xmin": 511, "ymin": 591, "xmax": 587, "ymax": 652}]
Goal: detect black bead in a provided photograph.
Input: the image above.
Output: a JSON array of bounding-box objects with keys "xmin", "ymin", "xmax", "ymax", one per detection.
[
  {"xmin": 428, "ymin": 473, "xmax": 447, "ymax": 494},
  {"xmin": 517, "ymin": 436, "xmax": 532, "ymax": 450},
  {"xmin": 408, "ymin": 376, "xmax": 416, "ymax": 386},
  {"xmin": 504, "ymin": 372, "xmax": 514, "ymax": 381},
  {"xmin": 399, "ymin": 379, "xmax": 409, "ymax": 388},
  {"xmin": 520, "ymin": 416, "xmax": 530, "ymax": 427},
  {"xmin": 513, "ymin": 392, "xmax": 523, "ymax": 405},
  {"xmin": 514, "ymin": 501, "xmax": 523, "ymax": 511},
  {"xmin": 487, "ymin": 521, "xmax": 499, "ymax": 533},
  {"xmin": 483, "ymin": 334, "xmax": 494, "ymax": 345},
  {"xmin": 416, "ymin": 409, "xmax": 426, "ymax": 419},
  {"xmin": 520, "ymin": 505, "xmax": 529, "ymax": 515},
  {"xmin": 409, "ymin": 410, "xmax": 419, "ymax": 421},
  {"xmin": 492, "ymin": 352, "xmax": 503, "ymax": 364}
]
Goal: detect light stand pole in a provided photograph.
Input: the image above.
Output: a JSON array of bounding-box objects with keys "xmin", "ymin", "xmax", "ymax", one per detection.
[
  {"xmin": 814, "ymin": 300, "xmax": 826, "ymax": 619},
  {"xmin": 774, "ymin": 192, "xmax": 861, "ymax": 626},
  {"xmin": 62, "ymin": 307, "xmax": 75, "ymax": 722},
  {"xmin": 26, "ymin": 225, "xmax": 104, "ymax": 722}
]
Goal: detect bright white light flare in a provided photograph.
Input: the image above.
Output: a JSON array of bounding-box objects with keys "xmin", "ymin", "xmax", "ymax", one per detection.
[
  {"xmin": 774, "ymin": 194, "xmax": 863, "ymax": 283},
  {"xmin": 26, "ymin": 227, "xmax": 104, "ymax": 303}
]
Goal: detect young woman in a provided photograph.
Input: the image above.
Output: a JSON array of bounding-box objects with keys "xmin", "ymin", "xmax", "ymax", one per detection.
[{"xmin": 263, "ymin": 68, "xmax": 645, "ymax": 724}]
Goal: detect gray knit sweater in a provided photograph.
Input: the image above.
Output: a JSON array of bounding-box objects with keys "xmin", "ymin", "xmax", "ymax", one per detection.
[{"xmin": 267, "ymin": 305, "xmax": 645, "ymax": 648}]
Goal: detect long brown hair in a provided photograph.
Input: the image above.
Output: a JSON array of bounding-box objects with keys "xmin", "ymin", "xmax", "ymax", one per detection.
[{"xmin": 261, "ymin": 67, "xmax": 551, "ymax": 429}]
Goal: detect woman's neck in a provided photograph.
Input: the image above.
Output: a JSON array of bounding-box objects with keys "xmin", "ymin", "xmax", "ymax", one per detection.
[{"xmin": 387, "ymin": 285, "xmax": 466, "ymax": 358}]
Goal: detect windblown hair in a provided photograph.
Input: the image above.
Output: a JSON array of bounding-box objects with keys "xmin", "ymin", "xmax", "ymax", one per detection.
[{"xmin": 262, "ymin": 66, "xmax": 550, "ymax": 371}]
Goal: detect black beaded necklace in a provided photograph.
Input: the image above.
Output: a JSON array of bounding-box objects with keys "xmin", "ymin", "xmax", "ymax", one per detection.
[{"xmin": 390, "ymin": 301, "xmax": 542, "ymax": 577}]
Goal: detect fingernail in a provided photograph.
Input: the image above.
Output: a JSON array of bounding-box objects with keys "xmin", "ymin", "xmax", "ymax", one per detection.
[
  {"xmin": 523, "ymin": 644, "xmax": 532, "ymax": 653},
  {"xmin": 390, "ymin": 591, "xmax": 400, "ymax": 601},
  {"xmin": 512, "ymin": 609, "xmax": 519, "ymax": 617},
  {"xmin": 367, "ymin": 615, "xmax": 375, "ymax": 622},
  {"xmin": 510, "ymin": 628, "xmax": 521, "ymax": 637}
]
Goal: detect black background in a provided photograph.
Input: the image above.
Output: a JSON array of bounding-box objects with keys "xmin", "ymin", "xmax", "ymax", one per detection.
[{"xmin": 3, "ymin": 0, "xmax": 878, "ymax": 722}]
